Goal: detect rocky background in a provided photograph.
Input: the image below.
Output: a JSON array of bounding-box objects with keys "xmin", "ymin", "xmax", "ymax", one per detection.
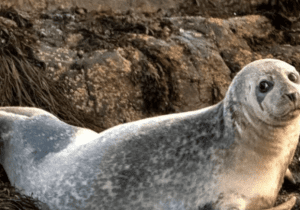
[{"xmin": 0, "ymin": 0, "xmax": 300, "ymax": 209}]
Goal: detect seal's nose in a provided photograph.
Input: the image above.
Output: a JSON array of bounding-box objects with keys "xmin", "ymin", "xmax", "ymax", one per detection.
[{"xmin": 286, "ymin": 93, "xmax": 297, "ymax": 102}]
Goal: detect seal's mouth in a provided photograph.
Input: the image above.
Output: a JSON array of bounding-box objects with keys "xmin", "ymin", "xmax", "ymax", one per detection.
[
  {"xmin": 280, "ymin": 92, "xmax": 300, "ymax": 119},
  {"xmin": 281, "ymin": 108, "xmax": 300, "ymax": 120}
]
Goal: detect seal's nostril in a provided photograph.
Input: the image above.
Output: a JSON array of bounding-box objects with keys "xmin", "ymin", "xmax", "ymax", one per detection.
[{"xmin": 286, "ymin": 93, "xmax": 297, "ymax": 102}]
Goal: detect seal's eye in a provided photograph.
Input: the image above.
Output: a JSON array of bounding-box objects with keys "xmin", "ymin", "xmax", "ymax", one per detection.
[
  {"xmin": 259, "ymin": 81, "xmax": 270, "ymax": 93},
  {"xmin": 288, "ymin": 73, "xmax": 298, "ymax": 83}
]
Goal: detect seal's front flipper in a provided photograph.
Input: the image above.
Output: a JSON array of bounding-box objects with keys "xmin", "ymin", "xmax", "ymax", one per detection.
[
  {"xmin": 265, "ymin": 196, "xmax": 296, "ymax": 210},
  {"xmin": 285, "ymin": 168, "xmax": 296, "ymax": 184}
]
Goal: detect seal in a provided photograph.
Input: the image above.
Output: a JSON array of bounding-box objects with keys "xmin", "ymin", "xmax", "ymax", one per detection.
[{"xmin": 0, "ymin": 58, "xmax": 299, "ymax": 210}]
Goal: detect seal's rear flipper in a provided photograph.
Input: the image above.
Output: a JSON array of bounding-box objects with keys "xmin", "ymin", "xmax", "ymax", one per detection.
[
  {"xmin": 0, "ymin": 107, "xmax": 57, "ymax": 118},
  {"xmin": 285, "ymin": 169, "xmax": 296, "ymax": 184},
  {"xmin": 265, "ymin": 196, "xmax": 296, "ymax": 210}
]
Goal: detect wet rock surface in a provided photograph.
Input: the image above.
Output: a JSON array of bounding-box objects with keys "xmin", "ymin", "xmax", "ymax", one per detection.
[{"xmin": 0, "ymin": 0, "xmax": 300, "ymax": 209}]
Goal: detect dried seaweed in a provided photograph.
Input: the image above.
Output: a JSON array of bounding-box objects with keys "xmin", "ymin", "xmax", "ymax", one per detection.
[
  {"xmin": 0, "ymin": 7, "xmax": 103, "ymax": 133},
  {"xmin": 0, "ymin": 182, "xmax": 43, "ymax": 210}
]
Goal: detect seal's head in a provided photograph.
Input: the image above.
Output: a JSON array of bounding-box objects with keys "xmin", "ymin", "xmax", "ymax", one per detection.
[{"xmin": 224, "ymin": 59, "xmax": 300, "ymax": 126}]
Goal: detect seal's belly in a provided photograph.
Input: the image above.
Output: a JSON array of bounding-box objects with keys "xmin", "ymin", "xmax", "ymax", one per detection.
[{"xmin": 217, "ymin": 162, "xmax": 285, "ymax": 209}]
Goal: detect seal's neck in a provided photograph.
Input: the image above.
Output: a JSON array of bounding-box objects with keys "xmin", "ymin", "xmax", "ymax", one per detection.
[
  {"xmin": 223, "ymin": 101, "xmax": 299, "ymax": 158},
  {"xmin": 248, "ymin": 109, "xmax": 296, "ymax": 154}
]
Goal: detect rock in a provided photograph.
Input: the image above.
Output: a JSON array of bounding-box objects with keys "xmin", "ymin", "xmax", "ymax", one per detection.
[
  {"xmin": 0, "ymin": 0, "xmax": 276, "ymax": 14},
  {"xmin": 32, "ymin": 10, "xmax": 281, "ymax": 129}
]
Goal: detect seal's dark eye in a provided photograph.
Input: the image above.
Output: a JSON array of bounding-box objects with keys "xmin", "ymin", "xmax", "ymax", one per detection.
[
  {"xmin": 288, "ymin": 73, "xmax": 298, "ymax": 83},
  {"xmin": 259, "ymin": 81, "xmax": 270, "ymax": 93}
]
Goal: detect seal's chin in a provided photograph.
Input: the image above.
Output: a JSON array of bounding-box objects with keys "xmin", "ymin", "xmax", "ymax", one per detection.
[
  {"xmin": 264, "ymin": 107, "xmax": 300, "ymax": 125},
  {"xmin": 280, "ymin": 109, "xmax": 300, "ymax": 120}
]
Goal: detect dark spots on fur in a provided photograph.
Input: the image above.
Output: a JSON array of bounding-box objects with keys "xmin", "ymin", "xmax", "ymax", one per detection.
[
  {"xmin": 174, "ymin": 140, "xmax": 204, "ymax": 163},
  {"xmin": 240, "ymin": 118, "xmax": 248, "ymax": 129},
  {"xmin": 219, "ymin": 118, "xmax": 225, "ymax": 134},
  {"xmin": 175, "ymin": 145, "xmax": 185, "ymax": 157},
  {"xmin": 164, "ymin": 159, "xmax": 175, "ymax": 168},
  {"xmin": 195, "ymin": 135, "xmax": 214, "ymax": 149},
  {"xmin": 178, "ymin": 151, "xmax": 192, "ymax": 162},
  {"xmin": 129, "ymin": 193, "xmax": 139, "ymax": 201},
  {"xmin": 110, "ymin": 166, "xmax": 155, "ymax": 200},
  {"xmin": 124, "ymin": 143, "xmax": 149, "ymax": 162},
  {"xmin": 107, "ymin": 141, "xmax": 158, "ymax": 195},
  {"xmin": 198, "ymin": 123, "xmax": 211, "ymax": 133},
  {"xmin": 18, "ymin": 115, "xmax": 74, "ymax": 163},
  {"xmin": 0, "ymin": 119, "xmax": 12, "ymax": 136},
  {"xmin": 116, "ymin": 169, "xmax": 142, "ymax": 189},
  {"xmin": 198, "ymin": 203, "xmax": 214, "ymax": 210}
]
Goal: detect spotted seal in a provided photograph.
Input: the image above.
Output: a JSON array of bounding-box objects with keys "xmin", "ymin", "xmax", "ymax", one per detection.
[{"xmin": 0, "ymin": 58, "xmax": 299, "ymax": 210}]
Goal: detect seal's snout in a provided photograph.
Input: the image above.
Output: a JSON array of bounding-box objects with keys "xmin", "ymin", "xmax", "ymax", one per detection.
[
  {"xmin": 284, "ymin": 92, "xmax": 300, "ymax": 111},
  {"xmin": 285, "ymin": 92, "xmax": 297, "ymax": 103}
]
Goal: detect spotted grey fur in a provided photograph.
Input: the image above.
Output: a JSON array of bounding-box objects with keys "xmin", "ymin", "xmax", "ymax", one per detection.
[{"xmin": 0, "ymin": 58, "xmax": 299, "ymax": 210}]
